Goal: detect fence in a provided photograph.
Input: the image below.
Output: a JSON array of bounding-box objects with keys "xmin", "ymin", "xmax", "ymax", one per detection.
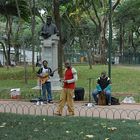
[{"xmin": 0, "ymin": 101, "xmax": 140, "ymax": 120}]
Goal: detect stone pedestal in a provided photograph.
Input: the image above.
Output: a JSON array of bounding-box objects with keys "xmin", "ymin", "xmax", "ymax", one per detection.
[{"xmin": 41, "ymin": 35, "xmax": 62, "ymax": 91}]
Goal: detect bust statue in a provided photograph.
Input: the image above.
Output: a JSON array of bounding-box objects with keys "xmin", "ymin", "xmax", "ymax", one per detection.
[{"xmin": 41, "ymin": 16, "xmax": 59, "ymax": 39}]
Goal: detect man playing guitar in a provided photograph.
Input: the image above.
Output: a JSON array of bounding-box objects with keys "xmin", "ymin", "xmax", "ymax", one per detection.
[{"xmin": 37, "ymin": 60, "xmax": 54, "ymax": 104}]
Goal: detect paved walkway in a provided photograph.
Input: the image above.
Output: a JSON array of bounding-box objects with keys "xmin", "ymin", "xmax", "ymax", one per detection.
[{"xmin": 0, "ymin": 100, "xmax": 140, "ymax": 120}]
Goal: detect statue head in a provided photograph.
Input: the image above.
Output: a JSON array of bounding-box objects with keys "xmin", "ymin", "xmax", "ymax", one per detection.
[{"xmin": 46, "ymin": 16, "xmax": 52, "ymax": 25}]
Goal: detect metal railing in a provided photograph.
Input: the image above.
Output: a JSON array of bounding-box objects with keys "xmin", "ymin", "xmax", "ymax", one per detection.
[{"xmin": 0, "ymin": 101, "xmax": 140, "ymax": 120}]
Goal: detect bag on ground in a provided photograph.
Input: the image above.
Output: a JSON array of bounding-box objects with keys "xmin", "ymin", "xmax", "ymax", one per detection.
[{"xmin": 111, "ymin": 96, "xmax": 120, "ymax": 105}]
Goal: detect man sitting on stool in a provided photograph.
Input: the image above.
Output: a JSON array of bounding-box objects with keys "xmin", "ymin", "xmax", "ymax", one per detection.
[{"xmin": 92, "ymin": 71, "xmax": 111, "ymax": 106}]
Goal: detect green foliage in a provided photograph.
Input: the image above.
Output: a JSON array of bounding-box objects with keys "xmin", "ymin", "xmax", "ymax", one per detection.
[
  {"xmin": 0, "ymin": 0, "xmax": 30, "ymax": 22},
  {"xmin": 115, "ymin": 0, "xmax": 140, "ymax": 29},
  {"xmin": 113, "ymin": 0, "xmax": 140, "ymax": 57},
  {"xmin": 0, "ymin": 113, "xmax": 140, "ymax": 140},
  {"xmin": 0, "ymin": 66, "xmax": 37, "ymax": 99},
  {"xmin": 0, "ymin": 66, "xmax": 36, "ymax": 80}
]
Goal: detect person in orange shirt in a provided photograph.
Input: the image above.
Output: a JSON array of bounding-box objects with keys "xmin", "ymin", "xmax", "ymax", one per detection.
[{"xmin": 54, "ymin": 60, "xmax": 78, "ymax": 116}]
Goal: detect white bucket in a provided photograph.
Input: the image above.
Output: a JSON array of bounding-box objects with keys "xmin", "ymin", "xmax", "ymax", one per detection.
[{"xmin": 10, "ymin": 88, "xmax": 21, "ymax": 99}]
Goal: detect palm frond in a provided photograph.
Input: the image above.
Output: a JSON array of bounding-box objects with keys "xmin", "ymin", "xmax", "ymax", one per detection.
[{"xmin": 0, "ymin": 0, "xmax": 30, "ymax": 22}]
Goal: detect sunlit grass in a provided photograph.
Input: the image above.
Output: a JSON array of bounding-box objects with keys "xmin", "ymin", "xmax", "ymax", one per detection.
[
  {"xmin": 0, "ymin": 64, "xmax": 140, "ymax": 100},
  {"xmin": 76, "ymin": 65, "xmax": 140, "ymax": 94}
]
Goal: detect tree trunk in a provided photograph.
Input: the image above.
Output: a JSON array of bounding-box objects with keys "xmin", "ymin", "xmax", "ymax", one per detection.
[
  {"xmin": 6, "ymin": 16, "xmax": 13, "ymax": 66},
  {"xmin": 99, "ymin": 15, "xmax": 108, "ymax": 64},
  {"xmin": 0, "ymin": 42, "xmax": 8, "ymax": 65},
  {"xmin": 14, "ymin": 0, "xmax": 21, "ymax": 64},
  {"xmin": 87, "ymin": 48, "xmax": 92, "ymax": 69},
  {"xmin": 53, "ymin": 0, "xmax": 63, "ymax": 78},
  {"xmin": 14, "ymin": 44, "xmax": 20, "ymax": 63},
  {"xmin": 119, "ymin": 23, "xmax": 125, "ymax": 63},
  {"xmin": 29, "ymin": 0, "xmax": 36, "ymax": 72}
]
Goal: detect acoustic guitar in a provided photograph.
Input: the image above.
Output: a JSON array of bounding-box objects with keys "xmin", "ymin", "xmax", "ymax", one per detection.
[{"xmin": 39, "ymin": 68, "xmax": 58, "ymax": 84}]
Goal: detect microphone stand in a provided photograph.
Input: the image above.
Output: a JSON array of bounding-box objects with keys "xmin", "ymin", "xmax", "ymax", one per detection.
[{"xmin": 85, "ymin": 78, "xmax": 94, "ymax": 107}]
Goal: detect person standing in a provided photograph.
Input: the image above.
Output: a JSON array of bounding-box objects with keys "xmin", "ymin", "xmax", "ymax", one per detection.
[
  {"xmin": 41, "ymin": 16, "xmax": 59, "ymax": 39},
  {"xmin": 92, "ymin": 71, "xmax": 111, "ymax": 105},
  {"xmin": 37, "ymin": 60, "xmax": 54, "ymax": 103},
  {"xmin": 55, "ymin": 60, "xmax": 78, "ymax": 116}
]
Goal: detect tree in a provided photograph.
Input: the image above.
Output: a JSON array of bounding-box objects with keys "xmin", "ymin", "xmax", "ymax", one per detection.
[
  {"xmin": 28, "ymin": 0, "xmax": 36, "ymax": 72},
  {"xmin": 114, "ymin": 0, "xmax": 140, "ymax": 63},
  {"xmin": 0, "ymin": 0, "xmax": 30, "ymax": 65},
  {"xmin": 78, "ymin": 0, "xmax": 121, "ymax": 64},
  {"xmin": 53, "ymin": 0, "xmax": 63, "ymax": 77}
]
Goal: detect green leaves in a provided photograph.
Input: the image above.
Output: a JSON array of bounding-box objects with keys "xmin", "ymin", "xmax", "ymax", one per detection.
[{"xmin": 0, "ymin": 0, "xmax": 30, "ymax": 22}]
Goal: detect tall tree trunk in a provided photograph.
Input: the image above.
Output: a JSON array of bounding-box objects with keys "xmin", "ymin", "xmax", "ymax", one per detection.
[
  {"xmin": 14, "ymin": 0, "xmax": 21, "ymax": 64},
  {"xmin": 29, "ymin": 0, "xmax": 36, "ymax": 72},
  {"xmin": 6, "ymin": 16, "xmax": 13, "ymax": 66},
  {"xmin": 53, "ymin": 0, "xmax": 63, "ymax": 78},
  {"xmin": 0, "ymin": 41, "xmax": 8, "ymax": 64},
  {"xmin": 99, "ymin": 15, "xmax": 108, "ymax": 64},
  {"xmin": 119, "ymin": 23, "xmax": 125, "ymax": 63},
  {"xmin": 87, "ymin": 48, "xmax": 92, "ymax": 69},
  {"xmin": 14, "ymin": 44, "xmax": 20, "ymax": 63}
]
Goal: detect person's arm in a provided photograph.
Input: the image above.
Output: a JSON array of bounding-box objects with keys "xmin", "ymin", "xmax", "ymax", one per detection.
[
  {"xmin": 49, "ymin": 68, "xmax": 54, "ymax": 77},
  {"xmin": 96, "ymin": 84, "xmax": 102, "ymax": 91},
  {"xmin": 37, "ymin": 68, "xmax": 43, "ymax": 77},
  {"xmin": 65, "ymin": 68, "xmax": 78, "ymax": 83},
  {"xmin": 96, "ymin": 77, "xmax": 102, "ymax": 91},
  {"xmin": 104, "ymin": 84, "xmax": 111, "ymax": 91}
]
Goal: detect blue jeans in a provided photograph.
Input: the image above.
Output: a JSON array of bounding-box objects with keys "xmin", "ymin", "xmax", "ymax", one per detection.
[
  {"xmin": 42, "ymin": 82, "xmax": 52, "ymax": 101},
  {"xmin": 92, "ymin": 89, "xmax": 111, "ymax": 104}
]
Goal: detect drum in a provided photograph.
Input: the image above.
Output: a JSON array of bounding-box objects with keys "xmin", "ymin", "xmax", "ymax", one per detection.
[{"xmin": 98, "ymin": 91, "xmax": 107, "ymax": 105}]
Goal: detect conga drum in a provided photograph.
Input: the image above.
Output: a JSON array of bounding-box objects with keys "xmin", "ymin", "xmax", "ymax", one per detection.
[{"xmin": 98, "ymin": 91, "xmax": 106, "ymax": 105}]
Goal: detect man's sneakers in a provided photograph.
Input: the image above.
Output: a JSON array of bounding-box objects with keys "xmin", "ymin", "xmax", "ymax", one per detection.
[
  {"xmin": 36, "ymin": 101, "xmax": 44, "ymax": 105},
  {"xmin": 42, "ymin": 100, "xmax": 53, "ymax": 104}
]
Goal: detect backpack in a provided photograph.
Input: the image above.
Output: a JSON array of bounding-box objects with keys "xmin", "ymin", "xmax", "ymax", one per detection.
[{"xmin": 111, "ymin": 96, "xmax": 120, "ymax": 105}]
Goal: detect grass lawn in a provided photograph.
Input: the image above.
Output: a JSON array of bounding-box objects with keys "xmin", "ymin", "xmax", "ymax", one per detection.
[
  {"xmin": 0, "ymin": 65, "xmax": 140, "ymax": 140},
  {"xmin": 0, "ymin": 64, "xmax": 140, "ymax": 101},
  {"xmin": 0, "ymin": 113, "xmax": 140, "ymax": 140}
]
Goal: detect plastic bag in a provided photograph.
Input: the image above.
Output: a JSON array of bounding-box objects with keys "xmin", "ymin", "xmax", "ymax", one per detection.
[{"xmin": 122, "ymin": 96, "xmax": 135, "ymax": 103}]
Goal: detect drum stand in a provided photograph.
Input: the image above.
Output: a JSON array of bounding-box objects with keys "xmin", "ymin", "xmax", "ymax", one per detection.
[{"xmin": 85, "ymin": 78, "xmax": 95, "ymax": 107}]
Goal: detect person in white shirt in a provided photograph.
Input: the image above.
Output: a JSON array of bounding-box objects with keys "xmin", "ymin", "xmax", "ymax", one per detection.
[{"xmin": 37, "ymin": 60, "xmax": 54, "ymax": 103}]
